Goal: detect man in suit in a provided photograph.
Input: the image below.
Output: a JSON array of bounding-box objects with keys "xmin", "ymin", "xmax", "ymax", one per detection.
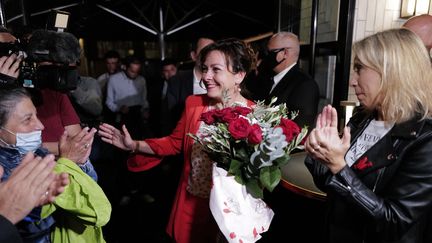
[
  {"xmin": 262, "ymin": 32, "xmax": 319, "ymax": 128},
  {"xmin": 148, "ymin": 58, "xmax": 178, "ymax": 137},
  {"xmin": 164, "ymin": 37, "xmax": 214, "ymax": 133}
]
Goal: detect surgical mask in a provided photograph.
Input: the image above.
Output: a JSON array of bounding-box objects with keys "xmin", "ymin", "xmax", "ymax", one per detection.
[{"xmin": 0, "ymin": 128, "xmax": 42, "ymax": 154}]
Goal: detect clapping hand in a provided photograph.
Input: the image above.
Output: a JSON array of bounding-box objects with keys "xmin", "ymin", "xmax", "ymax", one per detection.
[
  {"xmin": 59, "ymin": 127, "xmax": 97, "ymax": 164},
  {"xmin": 0, "ymin": 153, "xmax": 69, "ymax": 224},
  {"xmin": 98, "ymin": 123, "xmax": 134, "ymax": 151},
  {"xmin": 304, "ymin": 105, "xmax": 351, "ymax": 174}
]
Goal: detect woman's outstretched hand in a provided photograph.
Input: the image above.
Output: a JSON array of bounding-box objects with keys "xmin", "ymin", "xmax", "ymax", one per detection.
[
  {"xmin": 305, "ymin": 105, "xmax": 351, "ymax": 174},
  {"xmin": 98, "ymin": 123, "xmax": 134, "ymax": 151}
]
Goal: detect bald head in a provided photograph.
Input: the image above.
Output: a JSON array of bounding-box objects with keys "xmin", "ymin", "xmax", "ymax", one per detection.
[
  {"xmin": 266, "ymin": 32, "xmax": 300, "ymax": 73},
  {"xmin": 403, "ymin": 14, "xmax": 432, "ymax": 51}
]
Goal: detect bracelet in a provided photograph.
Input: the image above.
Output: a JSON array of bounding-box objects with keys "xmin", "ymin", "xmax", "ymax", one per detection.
[{"xmin": 131, "ymin": 140, "xmax": 139, "ymax": 153}]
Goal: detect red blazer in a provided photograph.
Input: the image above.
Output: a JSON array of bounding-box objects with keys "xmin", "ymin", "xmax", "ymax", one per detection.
[{"xmin": 127, "ymin": 95, "xmax": 254, "ymax": 242}]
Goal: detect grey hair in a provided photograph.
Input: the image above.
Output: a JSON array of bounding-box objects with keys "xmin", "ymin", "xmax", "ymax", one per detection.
[{"xmin": 0, "ymin": 88, "xmax": 31, "ymax": 127}]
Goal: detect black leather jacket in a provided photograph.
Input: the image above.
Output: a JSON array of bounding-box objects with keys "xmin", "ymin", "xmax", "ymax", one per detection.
[{"xmin": 305, "ymin": 111, "xmax": 432, "ymax": 243}]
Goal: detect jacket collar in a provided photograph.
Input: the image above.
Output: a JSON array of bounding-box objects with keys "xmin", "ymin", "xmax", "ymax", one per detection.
[
  {"xmin": 348, "ymin": 111, "xmax": 428, "ymax": 176},
  {"xmin": 267, "ymin": 64, "xmax": 300, "ymax": 101}
]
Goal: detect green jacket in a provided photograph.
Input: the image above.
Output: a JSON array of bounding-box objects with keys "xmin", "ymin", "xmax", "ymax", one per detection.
[{"xmin": 42, "ymin": 158, "xmax": 112, "ymax": 243}]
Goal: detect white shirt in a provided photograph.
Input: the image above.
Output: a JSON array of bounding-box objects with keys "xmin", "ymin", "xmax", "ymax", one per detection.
[
  {"xmin": 270, "ymin": 62, "xmax": 297, "ymax": 93},
  {"xmin": 345, "ymin": 119, "xmax": 394, "ymax": 166},
  {"xmin": 193, "ymin": 68, "xmax": 207, "ymax": 95},
  {"xmin": 105, "ymin": 71, "xmax": 149, "ymax": 112}
]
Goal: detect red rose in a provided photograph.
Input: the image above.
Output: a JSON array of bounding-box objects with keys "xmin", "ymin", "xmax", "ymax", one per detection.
[
  {"xmin": 214, "ymin": 109, "xmax": 227, "ymax": 120},
  {"xmin": 247, "ymin": 124, "xmax": 263, "ymax": 145},
  {"xmin": 200, "ymin": 110, "xmax": 216, "ymax": 124},
  {"xmin": 233, "ymin": 106, "xmax": 252, "ymax": 116},
  {"xmin": 228, "ymin": 117, "xmax": 251, "ymax": 140},
  {"xmin": 278, "ymin": 118, "xmax": 300, "ymax": 142},
  {"xmin": 220, "ymin": 108, "xmax": 239, "ymax": 123}
]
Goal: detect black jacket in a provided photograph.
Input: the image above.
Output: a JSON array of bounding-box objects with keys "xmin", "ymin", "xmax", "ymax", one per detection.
[
  {"xmin": 164, "ymin": 69, "xmax": 194, "ymax": 133},
  {"xmin": 265, "ymin": 64, "xmax": 319, "ymax": 128},
  {"xmin": 305, "ymin": 111, "xmax": 432, "ymax": 243}
]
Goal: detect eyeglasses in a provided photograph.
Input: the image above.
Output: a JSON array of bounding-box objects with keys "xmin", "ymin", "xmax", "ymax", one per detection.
[{"xmin": 268, "ymin": 47, "xmax": 290, "ymax": 53}]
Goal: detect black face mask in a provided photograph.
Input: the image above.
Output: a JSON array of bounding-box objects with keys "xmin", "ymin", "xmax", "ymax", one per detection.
[
  {"xmin": 35, "ymin": 65, "xmax": 78, "ymax": 92},
  {"xmin": 260, "ymin": 49, "xmax": 285, "ymax": 73}
]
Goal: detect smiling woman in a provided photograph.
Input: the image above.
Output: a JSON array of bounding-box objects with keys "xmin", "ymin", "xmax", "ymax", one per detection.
[{"xmin": 98, "ymin": 38, "xmax": 256, "ymax": 243}]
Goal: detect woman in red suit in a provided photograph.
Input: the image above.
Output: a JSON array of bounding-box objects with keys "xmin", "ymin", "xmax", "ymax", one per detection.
[{"xmin": 99, "ymin": 38, "xmax": 255, "ymax": 243}]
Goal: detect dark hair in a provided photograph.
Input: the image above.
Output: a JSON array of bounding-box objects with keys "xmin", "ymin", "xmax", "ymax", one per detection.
[
  {"xmin": 104, "ymin": 50, "xmax": 120, "ymax": 60},
  {"xmin": 0, "ymin": 88, "xmax": 31, "ymax": 127},
  {"xmin": 124, "ymin": 55, "xmax": 142, "ymax": 68},
  {"xmin": 198, "ymin": 38, "xmax": 254, "ymax": 98},
  {"xmin": 199, "ymin": 38, "xmax": 254, "ymax": 74},
  {"xmin": 161, "ymin": 58, "xmax": 177, "ymax": 67}
]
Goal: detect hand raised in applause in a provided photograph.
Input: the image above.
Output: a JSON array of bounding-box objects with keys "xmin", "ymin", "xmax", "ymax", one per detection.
[
  {"xmin": 59, "ymin": 127, "xmax": 97, "ymax": 164},
  {"xmin": 305, "ymin": 105, "xmax": 351, "ymax": 174},
  {"xmin": 98, "ymin": 123, "xmax": 134, "ymax": 151},
  {"xmin": 0, "ymin": 153, "xmax": 69, "ymax": 224}
]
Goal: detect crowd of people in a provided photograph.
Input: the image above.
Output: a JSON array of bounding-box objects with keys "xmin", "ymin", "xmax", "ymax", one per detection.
[{"xmin": 0, "ymin": 12, "xmax": 431, "ymax": 243}]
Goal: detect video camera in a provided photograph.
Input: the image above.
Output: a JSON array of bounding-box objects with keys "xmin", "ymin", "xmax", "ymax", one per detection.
[
  {"xmin": 0, "ymin": 29, "xmax": 79, "ymax": 92},
  {"xmin": 0, "ymin": 38, "xmax": 79, "ymax": 92}
]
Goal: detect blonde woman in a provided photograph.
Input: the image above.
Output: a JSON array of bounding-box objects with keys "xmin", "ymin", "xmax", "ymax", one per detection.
[{"xmin": 304, "ymin": 28, "xmax": 432, "ymax": 243}]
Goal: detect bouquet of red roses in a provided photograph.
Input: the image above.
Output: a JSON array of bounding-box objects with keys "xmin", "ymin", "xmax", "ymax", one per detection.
[{"xmin": 189, "ymin": 97, "xmax": 308, "ymax": 199}]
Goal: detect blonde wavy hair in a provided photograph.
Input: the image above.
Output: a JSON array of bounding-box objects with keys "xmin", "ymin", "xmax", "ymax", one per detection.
[{"xmin": 353, "ymin": 28, "xmax": 432, "ymax": 123}]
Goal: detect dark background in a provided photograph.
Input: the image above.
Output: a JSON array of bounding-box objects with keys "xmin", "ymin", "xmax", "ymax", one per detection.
[{"xmin": 3, "ymin": 0, "xmax": 277, "ymax": 42}]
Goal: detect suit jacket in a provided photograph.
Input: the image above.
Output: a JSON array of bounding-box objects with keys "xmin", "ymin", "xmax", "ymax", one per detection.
[
  {"xmin": 265, "ymin": 64, "xmax": 319, "ymax": 128},
  {"xmin": 165, "ymin": 69, "xmax": 194, "ymax": 133},
  {"xmin": 305, "ymin": 111, "xmax": 432, "ymax": 243},
  {"xmin": 127, "ymin": 95, "xmax": 254, "ymax": 243}
]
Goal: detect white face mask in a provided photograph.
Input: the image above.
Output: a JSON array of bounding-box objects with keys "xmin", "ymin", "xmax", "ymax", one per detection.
[{"xmin": 1, "ymin": 128, "xmax": 42, "ymax": 154}]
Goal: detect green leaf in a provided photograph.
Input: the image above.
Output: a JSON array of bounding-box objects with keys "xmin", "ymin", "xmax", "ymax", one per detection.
[
  {"xmin": 260, "ymin": 166, "xmax": 281, "ymax": 192},
  {"xmin": 273, "ymin": 153, "xmax": 290, "ymax": 166},
  {"xmin": 229, "ymin": 159, "xmax": 242, "ymax": 175},
  {"xmin": 246, "ymin": 179, "xmax": 263, "ymax": 199},
  {"xmin": 234, "ymin": 174, "xmax": 245, "ymax": 185}
]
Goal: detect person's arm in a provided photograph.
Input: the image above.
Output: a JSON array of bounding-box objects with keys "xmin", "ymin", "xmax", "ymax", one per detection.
[
  {"xmin": 98, "ymin": 123, "xmax": 155, "ymax": 154},
  {"xmin": 140, "ymin": 77, "xmax": 150, "ymax": 110},
  {"xmin": 105, "ymin": 76, "xmax": 118, "ymax": 112}
]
